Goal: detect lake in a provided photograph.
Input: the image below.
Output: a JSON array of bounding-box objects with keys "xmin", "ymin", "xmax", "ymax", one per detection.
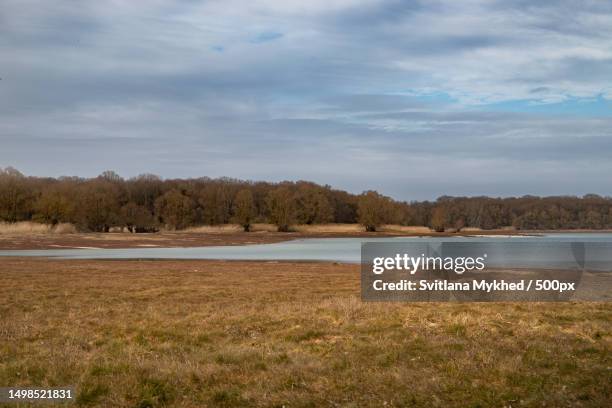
[{"xmin": 1, "ymin": 233, "xmax": 611, "ymax": 270}]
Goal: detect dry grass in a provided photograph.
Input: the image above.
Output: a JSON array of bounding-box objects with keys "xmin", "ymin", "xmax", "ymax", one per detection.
[
  {"xmin": 379, "ymin": 225, "xmax": 433, "ymax": 234},
  {"xmin": 0, "ymin": 258, "xmax": 610, "ymax": 407},
  {"xmin": 251, "ymin": 223, "xmax": 283, "ymax": 232},
  {"xmin": 184, "ymin": 224, "xmax": 440, "ymax": 234},
  {"xmin": 0, "ymin": 222, "xmax": 77, "ymax": 235},
  {"xmin": 292, "ymin": 223, "xmax": 366, "ymax": 233},
  {"xmin": 0, "ymin": 221, "xmax": 51, "ymax": 234},
  {"xmin": 269, "ymin": 223, "xmax": 438, "ymax": 234},
  {"xmin": 0, "ymin": 223, "xmax": 525, "ymax": 251},
  {"xmin": 0, "ymin": 230, "xmax": 299, "ymax": 250},
  {"xmin": 52, "ymin": 223, "xmax": 78, "ymax": 234},
  {"xmin": 182, "ymin": 225, "xmax": 245, "ymax": 233},
  {"xmin": 0, "ymin": 222, "xmax": 421, "ymax": 236},
  {"xmin": 181, "ymin": 224, "xmax": 280, "ymax": 233}
]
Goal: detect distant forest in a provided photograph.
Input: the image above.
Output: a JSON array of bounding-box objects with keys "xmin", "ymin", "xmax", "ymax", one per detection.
[{"xmin": 1, "ymin": 167, "xmax": 611, "ymax": 232}]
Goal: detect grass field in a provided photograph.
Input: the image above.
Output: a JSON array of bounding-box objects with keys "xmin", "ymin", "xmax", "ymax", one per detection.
[{"xmin": 0, "ymin": 258, "xmax": 610, "ymax": 407}]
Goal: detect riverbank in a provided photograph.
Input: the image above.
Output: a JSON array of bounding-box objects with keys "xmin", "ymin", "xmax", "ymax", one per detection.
[
  {"xmin": 0, "ymin": 258, "xmax": 610, "ymax": 407},
  {"xmin": 0, "ymin": 223, "xmax": 535, "ymax": 250},
  {"xmin": 1, "ymin": 223, "xmax": 611, "ymax": 251}
]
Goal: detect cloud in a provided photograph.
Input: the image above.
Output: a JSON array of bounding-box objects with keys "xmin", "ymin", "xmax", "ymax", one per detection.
[
  {"xmin": 0, "ymin": 0, "xmax": 611, "ymax": 199},
  {"xmin": 250, "ymin": 31, "xmax": 283, "ymax": 43}
]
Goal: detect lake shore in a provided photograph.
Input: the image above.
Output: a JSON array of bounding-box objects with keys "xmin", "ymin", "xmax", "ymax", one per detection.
[
  {"xmin": 0, "ymin": 257, "xmax": 609, "ymax": 407},
  {"xmin": 2, "ymin": 228, "xmax": 612, "ymax": 251},
  {"xmin": 0, "ymin": 223, "xmax": 556, "ymax": 250}
]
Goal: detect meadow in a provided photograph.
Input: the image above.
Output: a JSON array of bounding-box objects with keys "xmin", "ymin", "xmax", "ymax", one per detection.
[{"xmin": 0, "ymin": 258, "xmax": 610, "ymax": 407}]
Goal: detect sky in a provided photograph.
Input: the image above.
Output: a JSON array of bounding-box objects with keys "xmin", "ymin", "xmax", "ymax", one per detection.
[{"xmin": 1, "ymin": 0, "xmax": 611, "ymax": 201}]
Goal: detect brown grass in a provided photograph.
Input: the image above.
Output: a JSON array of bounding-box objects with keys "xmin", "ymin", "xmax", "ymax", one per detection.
[
  {"xmin": 0, "ymin": 221, "xmax": 77, "ymax": 235},
  {"xmin": 0, "ymin": 224, "xmax": 535, "ymax": 250},
  {"xmin": 183, "ymin": 223, "xmax": 497, "ymax": 235},
  {"xmin": 292, "ymin": 223, "xmax": 366, "ymax": 233},
  {"xmin": 379, "ymin": 225, "xmax": 433, "ymax": 234},
  {"xmin": 292, "ymin": 224, "xmax": 433, "ymax": 234},
  {"xmin": 182, "ymin": 224, "xmax": 244, "ymax": 233},
  {"xmin": 185, "ymin": 223, "xmax": 442, "ymax": 234},
  {"xmin": 0, "ymin": 222, "xmax": 454, "ymax": 236},
  {"xmin": 0, "ymin": 258, "xmax": 610, "ymax": 407},
  {"xmin": 0, "ymin": 231, "xmax": 295, "ymax": 250}
]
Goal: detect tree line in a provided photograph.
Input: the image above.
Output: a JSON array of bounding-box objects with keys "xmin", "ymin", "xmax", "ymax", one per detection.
[{"xmin": 1, "ymin": 167, "xmax": 611, "ymax": 232}]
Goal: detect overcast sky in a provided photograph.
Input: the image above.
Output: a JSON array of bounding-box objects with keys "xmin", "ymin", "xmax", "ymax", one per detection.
[{"xmin": 1, "ymin": 0, "xmax": 611, "ymax": 200}]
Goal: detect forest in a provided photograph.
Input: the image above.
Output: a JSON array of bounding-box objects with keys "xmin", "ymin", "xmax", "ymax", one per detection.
[{"xmin": 1, "ymin": 167, "xmax": 611, "ymax": 232}]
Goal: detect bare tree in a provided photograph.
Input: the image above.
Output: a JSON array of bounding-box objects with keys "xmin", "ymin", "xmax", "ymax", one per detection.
[
  {"xmin": 0, "ymin": 167, "xmax": 31, "ymax": 222},
  {"xmin": 154, "ymin": 189, "xmax": 196, "ymax": 230},
  {"xmin": 233, "ymin": 189, "xmax": 255, "ymax": 232},
  {"xmin": 266, "ymin": 186, "xmax": 295, "ymax": 232},
  {"xmin": 34, "ymin": 187, "xmax": 72, "ymax": 225},
  {"xmin": 121, "ymin": 202, "xmax": 156, "ymax": 232},
  {"xmin": 1, "ymin": 167, "xmax": 611, "ymax": 232},
  {"xmin": 430, "ymin": 205, "xmax": 448, "ymax": 232},
  {"xmin": 76, "ymin": 180, "xmax": 121, "ymax": 232},
  {"xmin": 358, "ymin": 191, "xmax": 386, "ymax": 232},
  {"xmin": 295, "ymin": 184, "xmax": 334, "ymax": 224}
]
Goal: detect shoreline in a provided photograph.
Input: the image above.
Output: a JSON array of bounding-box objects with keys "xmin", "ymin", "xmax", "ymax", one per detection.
[{"xmin": 1, "ymin": 228, "xmax": 611, "ymax": 250}]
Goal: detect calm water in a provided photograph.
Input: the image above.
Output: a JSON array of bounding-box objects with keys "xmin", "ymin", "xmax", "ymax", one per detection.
[{"xmin": 0, "ymin": 233, "xmax": 611, "ymax": 269}]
